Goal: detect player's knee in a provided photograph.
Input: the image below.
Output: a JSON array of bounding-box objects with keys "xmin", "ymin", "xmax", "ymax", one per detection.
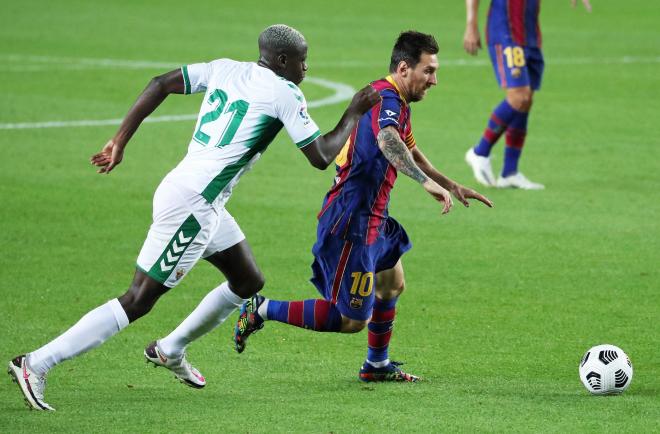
[
  {"xmin": 507, "ymin": 89, "xmax": 533, "ymax": 111},
  {"xmin": 118, "ymin": 291, "xmax": 156, "ymax": 322},
  {"xmin": 230, "ymin": 270, "xmax": 265, "ymax": 298},
  {"xmin": 340, "ymin": 317, "xmax": 368, "ymax": 333},
  {"xmin": 377, "ymin": 278, "xmax": 405, "ymax": 300},
  {"xmin": 392, "ymin": 278, "xmax": 406, "ymax": 297}
]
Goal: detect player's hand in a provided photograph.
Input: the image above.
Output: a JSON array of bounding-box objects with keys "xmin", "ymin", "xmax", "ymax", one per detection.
[
  {"xmin": 463, "ymin": 24, "xmax": 482, "ymax": 55},
  {"xmin": 349, "ymin": 85, "xmax": 381, "ymax": 116},
  {"xmin": 571, "ymin": 0, "xmax": 592, "ymax": 12},
  {"xmin": 90, "ymin": 139, "xmax": 125, "ymax": 174},
  {"xmin": 450, "ymin": 183, "xmax": 494, "ymax": 208},
  {"xmin": 423, "ymin": 179, "xmax": 453, "ymax": 215}
]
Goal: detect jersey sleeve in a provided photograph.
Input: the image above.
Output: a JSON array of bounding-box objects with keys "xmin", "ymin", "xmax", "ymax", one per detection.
[
  {"xmin": 375, "ymin": 92, "xmax": 403, "ymax": 130},
  {"xmin": 372, "ymin": 92, "xmax": 415, "ymax": 150},
  {"xmin": 274, "ymin": 82, "xmax": 321, "ymax": 149},
  {"xmin": 181, "ymin": 63, "xmax": 210, "ymax": 95}
]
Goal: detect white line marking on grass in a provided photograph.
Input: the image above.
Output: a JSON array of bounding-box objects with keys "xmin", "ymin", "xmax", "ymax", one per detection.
[
  {"xmin": 0, "ymin": 77, "xmax": 354, "ymax": 130},
  {"xmin": 0, "ymin": 55, "xmax": 356, "ymax": 130},
  {"xmin": 2, "ymin": 54, "xmax": 658, "ymax": 130}
]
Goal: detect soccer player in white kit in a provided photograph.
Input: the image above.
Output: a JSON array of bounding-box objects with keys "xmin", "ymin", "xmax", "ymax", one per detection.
[{"xmin": 8, "ymin": 24, "xmax": 380, "ymax": 411}]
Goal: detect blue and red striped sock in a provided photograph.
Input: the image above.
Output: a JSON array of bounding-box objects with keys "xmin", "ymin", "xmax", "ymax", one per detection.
[
  {"xmin": 265, "ymin": 299, "xmax": 342, "ymax": 332},
  {"xmin": 474, "ymin": 100, "xmax": 519, "ymax": 157},
  {"xmin": 502, "ymin": 111, "xmax": 529, "ymax": 177},
  {"xmin": 366, "ymin": 297, "xmax": 398, "ymax": 364}
]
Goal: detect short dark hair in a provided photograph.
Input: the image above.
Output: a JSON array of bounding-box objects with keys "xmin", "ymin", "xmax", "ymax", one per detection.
[{"xmin": 389, "ymin": 31, "xmax": 439, "ymax": 73}]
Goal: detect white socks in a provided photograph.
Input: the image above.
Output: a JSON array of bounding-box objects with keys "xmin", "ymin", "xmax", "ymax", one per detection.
[
  {"xmin": 158, "ymin": 282, "xmax": 246, "ymax": 358},
  {"xmin": 257, "ymin": 298, "xmax": 269, "ymax": 320},
  {"xmin": 25, "ymin": 284, "xmax": 246, "ymax": 375},
  {"xmin": 367, "ymin": 359, "xmax": 390, "ymax": 368},
  {"xmin": 27, "ymin": 299, "xmax": 129, "ymax": 376}
]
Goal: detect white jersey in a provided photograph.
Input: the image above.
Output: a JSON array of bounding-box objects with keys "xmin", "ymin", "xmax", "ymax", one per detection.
[{"xmin": 163, "ymin": 59, "xmax": 320, "ymax": 208}]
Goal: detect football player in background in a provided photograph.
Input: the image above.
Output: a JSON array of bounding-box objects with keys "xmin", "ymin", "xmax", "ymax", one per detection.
[{"xmin": 464, "ymin": 0, "xmax": 592, "ymax": 189}]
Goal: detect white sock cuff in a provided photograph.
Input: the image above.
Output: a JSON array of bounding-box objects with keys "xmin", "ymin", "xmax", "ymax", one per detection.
[
  {"xmin": 108, "ymin": 298, "xmax": 130, "ymax": 329},
  {"xmin": 217, "ymin": 282, "xmax": 247, "ymax": 307}
]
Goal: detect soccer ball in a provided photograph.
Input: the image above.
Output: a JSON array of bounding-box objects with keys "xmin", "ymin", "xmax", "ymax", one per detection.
[{"xmin": 579, "ymin": 344, "xmax": 633, "ymax": 395}]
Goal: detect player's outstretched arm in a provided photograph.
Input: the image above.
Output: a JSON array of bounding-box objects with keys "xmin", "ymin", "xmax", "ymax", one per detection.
[
  {"xmin": 377, "ymin": 126, "xmax": 453, "ymax": 215},
  {"xmin": 412, "ymin": 146, "xmax": 493, "ymax": 208},
  {"xmin": 571, "ymin": 0, "xmax": 592, "ymax": 12},
  {"xmin": 463, "ymin": 0, "xmax": 482, "ymax": 55},
  {"xmin": 301, "ymin": 85, "xmax": 380, "ymax": 170},
  {"xmin": 90, "ymin": 69, "xmax": 185, "ymax": 174}
]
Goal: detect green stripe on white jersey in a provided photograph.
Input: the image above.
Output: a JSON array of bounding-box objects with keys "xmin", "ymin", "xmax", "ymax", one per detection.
[
  {"xmin": 181, "ymin": 65, "xmax": 191, "ymax": 94},
  {"xmin": 201, "ymin": 115, "xmax": 283, "ymax": 203}
]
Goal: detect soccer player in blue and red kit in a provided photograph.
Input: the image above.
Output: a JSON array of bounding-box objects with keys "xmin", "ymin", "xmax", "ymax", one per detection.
[
  {"xmin": 234, "ymin": 31, "xmax": 493, "ymax": 382},
  {"xmin": 464, "ymin": 0, "xmax": 592, "ymax": 189}
]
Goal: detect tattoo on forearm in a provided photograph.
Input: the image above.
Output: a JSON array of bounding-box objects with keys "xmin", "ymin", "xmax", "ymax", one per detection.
[{"xmin": 378, "ymin": 129, "xmax": 428, "ymax": 183}]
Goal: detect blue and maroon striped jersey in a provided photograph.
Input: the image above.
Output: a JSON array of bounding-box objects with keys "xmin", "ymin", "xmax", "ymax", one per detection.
[
  {"xmin": 486, "ymin": 0, "xmax": 542, "ymax": 48},
  {"xmin": 317, "ymin": 76, "xmax": 416, "ymax": 245}
]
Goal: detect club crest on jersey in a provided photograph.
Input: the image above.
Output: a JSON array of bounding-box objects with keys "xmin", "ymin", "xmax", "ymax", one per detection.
[
  {"xmin": 298, "ymin": 106, "xmax": 311, "ymax": 125},
  {"xmin": 350, "ymin": 297, "xmax": 363, "ymax": 309}
]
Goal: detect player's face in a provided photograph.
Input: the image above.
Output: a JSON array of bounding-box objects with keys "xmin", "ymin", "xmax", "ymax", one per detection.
[
  {"xmin": 406, "ymin": 53, "xmax": 438, "ymax": 102},
  {"xmin": 282, "ymin": 45, "xmax": 308, "ymax": 85}
]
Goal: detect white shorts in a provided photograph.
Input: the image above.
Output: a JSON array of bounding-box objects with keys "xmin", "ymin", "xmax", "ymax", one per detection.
[{"xmin": 136, "ymin": 180, "xmax": 245, "ymax": 287}]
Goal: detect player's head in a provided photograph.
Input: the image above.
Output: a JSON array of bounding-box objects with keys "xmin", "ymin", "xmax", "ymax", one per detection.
[
  {"xmin": 258, "ymin": 24, "xmax": 308, "ymax": 85},
  {"xmin": 389, "ymin": 31, "xmax": 439, "ymax": 102}
]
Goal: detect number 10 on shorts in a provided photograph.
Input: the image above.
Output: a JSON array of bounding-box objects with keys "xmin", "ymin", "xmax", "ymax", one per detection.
[{"xmin": 349, "ymin": 272, "xmax": 374, "ymax": 297}]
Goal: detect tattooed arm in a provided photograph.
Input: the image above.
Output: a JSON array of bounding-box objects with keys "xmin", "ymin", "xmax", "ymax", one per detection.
[{"xmin": 377, "ymin": 126, "xmax": 453, "ymax": 214}]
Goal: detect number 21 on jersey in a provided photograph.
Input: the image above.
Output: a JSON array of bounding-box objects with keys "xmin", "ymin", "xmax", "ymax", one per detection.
[{"xmin": 193, "ymin": 89, "xmax": 250, "ymax": 148}]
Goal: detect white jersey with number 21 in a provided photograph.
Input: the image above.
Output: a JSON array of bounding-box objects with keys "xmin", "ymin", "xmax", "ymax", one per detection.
[{"xmin": 163, "ymin": 59, "xmax": 320, "ymax": 208}]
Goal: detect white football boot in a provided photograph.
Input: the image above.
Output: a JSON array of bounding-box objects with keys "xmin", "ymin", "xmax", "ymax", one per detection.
[
  {"xmin": 465, "ymin": 148, "xmax": 496, "ymax": 187},
  {"xmin": 144, "ymin": 341, "xmax": 206, "ymax": 388},
  {"xmin": 7, "ymin": 355, "xmax": 55, "ymax": 411},
  {"xmin": 496, "ymin": 172, "xmax": 545, "ymax": 190}
]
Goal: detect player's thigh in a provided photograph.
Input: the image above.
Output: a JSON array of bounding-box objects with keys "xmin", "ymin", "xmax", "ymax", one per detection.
[
  {"xmin": 311, "ymin": 236, "xmax": 376, "ymax": 322},
  {"xmin": 202, "ymin": 209, "xmax": 263, "ymax": 297},
  {"xmin": 488, "ymin": 44, "xmax": 532, "ymax": 90},
  {"xmin": 373, "ymin": 216, "xmax": 411, "ymax": 300},
  {"xmin": 136, "ymin": 181, "xmax": 216, "ymax": 288},
  {"xmin": 524, "ymin": 46, "xmax": 544, "ymax": 91},
  {"xmin": 375, "ymin": 260, "xmax": 405, "ymax": 300}
]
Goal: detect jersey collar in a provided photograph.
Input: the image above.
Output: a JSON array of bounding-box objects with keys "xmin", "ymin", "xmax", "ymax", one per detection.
[{"xmin": 385, "ymin": 75, "xmax": 407, "ymax": 104}]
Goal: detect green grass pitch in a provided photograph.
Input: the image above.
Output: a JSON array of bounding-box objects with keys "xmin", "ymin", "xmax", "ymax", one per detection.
[{"xmin": 1, "ymin": 0, "xmax": 658, "ymax": 432}]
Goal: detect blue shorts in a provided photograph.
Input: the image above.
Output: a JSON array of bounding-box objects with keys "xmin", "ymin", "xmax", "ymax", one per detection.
[
  {"xmin": 488, "ymin": 44, "xmax": 544, "ymax": 90},
  {"xmin": 310, "ymin": 217, "xmax": 412, "ymax": 321}
]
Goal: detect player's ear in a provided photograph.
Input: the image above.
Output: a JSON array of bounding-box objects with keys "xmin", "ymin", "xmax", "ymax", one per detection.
[
  {"xmin": 397, "ymin": 60, "xmax": 409, "ymax": 77},
  {"xmin": 277, "ymin": 53, "xmax": 288, "ymax": 67}
]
